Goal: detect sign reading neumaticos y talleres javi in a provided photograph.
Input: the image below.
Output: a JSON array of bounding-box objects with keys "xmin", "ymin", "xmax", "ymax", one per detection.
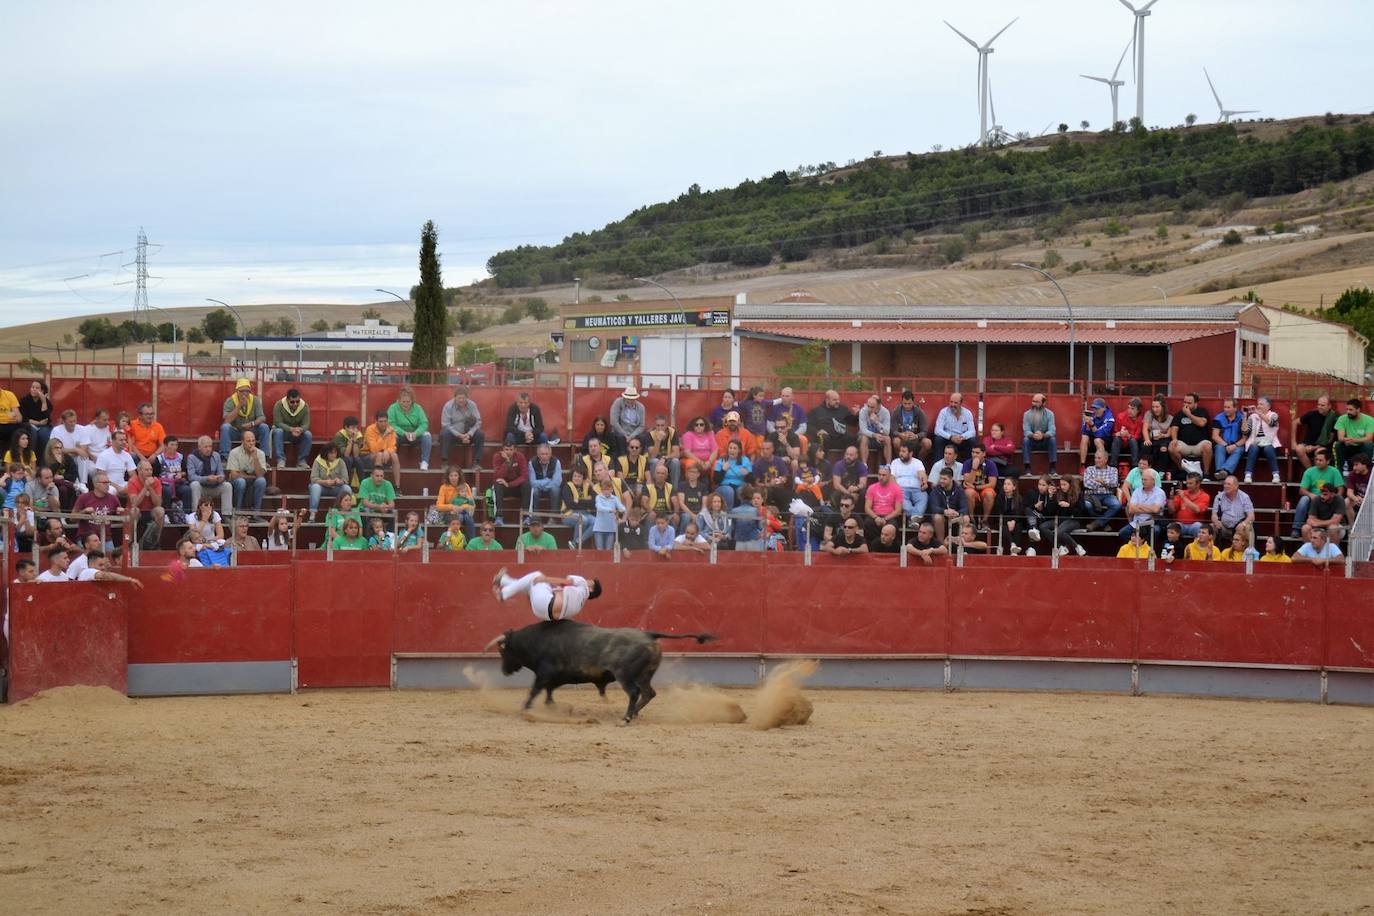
[{"xmin": 564, "ymin": 310, "xmax": 730, "ymax": 330}]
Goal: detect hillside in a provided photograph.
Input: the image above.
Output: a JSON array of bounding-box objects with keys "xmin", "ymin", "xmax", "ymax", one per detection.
[{"xmin": 484, "ymin": 115, "xmax": 1374, "ymax": 290}]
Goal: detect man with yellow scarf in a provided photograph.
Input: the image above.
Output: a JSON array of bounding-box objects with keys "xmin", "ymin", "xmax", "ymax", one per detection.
[
  {"xmin": 219, "ymin": 378, "xmax": 270, "ymax": 462},
  {"xmin": 271, "ymin": 388, "xmax": 313, "ymax": 469}
]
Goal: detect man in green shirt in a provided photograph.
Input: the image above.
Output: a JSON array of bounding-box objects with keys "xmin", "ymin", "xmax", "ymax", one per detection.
[
  {"xmin": 516, "ymin": 516, "xmax": 557, "ymax": 555},
  {"xmin": 272, "ymin": 388, "xmax": 313, "ymax": 469},
  {"xmin": 387, "ymin": 386, "xmax": 432, "ymax": 471},
  {"xmin": 358, "ymin": 466, "xmax": 396, "ymax": 515},
  {"xmin": 1292, "ymin": 448, "xmax": 1345, "ymax": 537},
  {"xmin": 1334, "ymin": 397, "xmax": 1374, "ymax": 469},
  {"xmin": 466, "ymin": 521, "xmax": 503, "ymax": 550}
]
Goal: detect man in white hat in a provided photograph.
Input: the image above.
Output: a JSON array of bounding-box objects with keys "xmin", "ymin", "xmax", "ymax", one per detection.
[
  {"xmin": 219, "ymin": 378, "xmax": 269, "ymax": 461},
  {"xmin": 610, "ymin": 385, "xmax": 646, "ymax": 449}
]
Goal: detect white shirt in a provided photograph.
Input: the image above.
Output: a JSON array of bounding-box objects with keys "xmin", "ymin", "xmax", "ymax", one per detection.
[
  {"xmin": 559, "ymin": 574, "xmax": 591, "ymax": 618},
  {"xmin": 674, "ymin": 533, "xmax": 708, "ymax": 545},
  {"xmin": 66, "ymin": 553, "xmax": 92, "ymax": 580},
  {"xmin": 77, "ymin": 567, "xmax": 101, "ymax": 581},
  {"xmin": 96, "ymin": 448, "xmax": 136, "ymax": 488},
  {"xmin": 51, "ymin": 423, "xmax": 93, "ymax": 455},
  {"xmin": 890, "ymin": 457, "xmax": 927, "ymax": 490},
  {"xmin": 85, "ymin": 423, "xmax": 112, "ymax": 457},
  {"xmin": 37, "ymin": 569, "xmax": 70, "ymax": 582}
]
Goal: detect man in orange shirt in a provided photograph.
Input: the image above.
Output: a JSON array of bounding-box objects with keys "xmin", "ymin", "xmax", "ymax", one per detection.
[
  {"xmin": 128, "ymin": 402, "xmax": 166, "ymax": 459},
  {"xmin": 363, "ymin": 410, "xmax": 400, "ymax": 489},
  {"xmin": 714, "ymin": 410, "xmax": 759, "ymax": 460}
]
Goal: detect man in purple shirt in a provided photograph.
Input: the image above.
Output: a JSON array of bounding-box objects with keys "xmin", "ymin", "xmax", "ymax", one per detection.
[
  {"xmin": 72, "ymin": 470, "xmax": 124, "ymax": 547},
  {"xmin": 768, "ymin": 386, "xmax": 808, "ymax": 435},
  {"xmin": 830, "ymin": 446, "xmax": 869, "ymax": 508}
]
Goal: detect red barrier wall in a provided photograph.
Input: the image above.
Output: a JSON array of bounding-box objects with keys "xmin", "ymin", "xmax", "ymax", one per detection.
[
  {"xmin": 126, "ymin": 567, "xmax": 294, "ymax": 665},
  {"xmin": 292, "ymin": 554, "xmax": 394, "ymax": 687},
  {"xmin": 8, "ymin": 558, "xmax": 1372, "ymax": 701},
  {"xmin": 8, "ymin": 584, "xmax": 129, "ymax": 702}
]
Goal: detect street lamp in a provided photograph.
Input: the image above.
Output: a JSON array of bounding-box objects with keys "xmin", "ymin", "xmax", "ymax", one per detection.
[
  {"xmin": 289, "ymin": 305, "xmax": 304, "ymax": 380},
  {"xmin": 375, "ymin": 288, "xmax": 414, "ymax": 313},
  {"xmin": 889, "ymin": 290, "xmax": 911, "ymax": 306},
  {"xmin": 634, "ymin": 277, "xmax": 690, "ymax": 388},
  {"xmin": 206, "ymin": 297, "xmax": 247, "ymax": 346},
  {"xmin": 1152, "ymin": 286, "xmax": 1168, "ymax": 304},
  {"xmin": 1013, "ymin": 264, "xmax": 1076, "ymax": 395}
]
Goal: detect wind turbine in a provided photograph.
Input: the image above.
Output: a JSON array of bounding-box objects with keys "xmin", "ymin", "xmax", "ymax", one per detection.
[
  {"xmin": 1118, "ymin": 0, "xmax": 1162, "ymax": 125},
  {"xmin": 1081, "ymin": 39, "xmax": 1133, "ymax": 129},
  {"xmin": 1204, "ymin": 67, "xmax": 1259, "ymax": 123},
  {"xmin": 945, "ymin": 17, "xmax": 1018, "ymax": 146},
  {"xmin": 987, "ymin": 80, "xmax": 1010, "ymax": 145}
]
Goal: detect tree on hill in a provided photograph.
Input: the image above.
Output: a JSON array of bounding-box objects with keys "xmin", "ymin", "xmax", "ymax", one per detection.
[
  {"xmin": 202, "ymin": 309, "xmax": 237, "ymax": 342},
  {"xmin": 410, "ymin": 219, "xmax": 447, "ymax": 374},
  {"xmin": 1329, "ymin": 286, "xmax": 1374, "ymax": 354},
  {"xmin": 310, "ymin": 319, "xmax": 330, "ymax": 332},
  {"xmin": 456, "ymin": 341, "xmax": 496, "ymax": 365}
]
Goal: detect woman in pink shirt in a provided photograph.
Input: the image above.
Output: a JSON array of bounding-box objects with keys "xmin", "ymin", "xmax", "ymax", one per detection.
[{"xmin": 678, "ymin": 416, "xmax": 718, "ymax": 474}]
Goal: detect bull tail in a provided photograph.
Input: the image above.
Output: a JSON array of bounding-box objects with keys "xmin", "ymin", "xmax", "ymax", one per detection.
[{"xmin": 645, "ymin": 631, "xmax": 717, "ymax": 645}]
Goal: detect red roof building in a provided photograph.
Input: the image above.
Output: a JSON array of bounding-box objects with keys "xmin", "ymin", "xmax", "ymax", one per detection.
[{"xmin": 732, "ymin": 302, "xmax": 1271, "ymax": 395}]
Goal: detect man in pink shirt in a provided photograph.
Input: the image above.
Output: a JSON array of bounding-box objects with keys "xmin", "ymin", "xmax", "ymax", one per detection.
[{"xmin": 863, "ymin": 464, "xmax": 904, "ymax": 539}]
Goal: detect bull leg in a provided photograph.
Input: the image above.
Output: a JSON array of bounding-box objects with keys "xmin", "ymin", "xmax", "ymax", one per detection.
[
  {"xmin": 523, "ymin": 681, "xmax": 543, "ymax": 710},
  {"xmin": 595, "ymin": 673, "xmax": 614, "ymax": 697},
  {"xmin": 629, "ymin": 657, "xmax": 661, "ymax": 718},
  {"xmin": 620, "ymin": 684, "xmax": 640, "ymax": 724},
  {"xmin": 633, "ymin": 681, "xmax": 657, "ymax": 716},
  {"xmin": 545, "ymin": 687, "xmax": 556, "ymax": 705}
]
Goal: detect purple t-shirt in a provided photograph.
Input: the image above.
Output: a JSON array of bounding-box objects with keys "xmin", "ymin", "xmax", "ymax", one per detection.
[
  {"xmin": 831, "ymin": 458, "xmax": 869, "ymax": 487},
  {"xmin": 738, "ymin": 398, "xmax": 770, "ymax": 436},
  {"xmin": 73, "ymin": 491, "xmax": 122, "ymax": 540},
  {"xmin": 769, "ymin": 402, "xmax": 807, "ymax": 431}
]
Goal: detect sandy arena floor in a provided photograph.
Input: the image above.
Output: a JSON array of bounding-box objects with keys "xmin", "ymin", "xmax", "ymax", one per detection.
[{"xmin": 2, "ymin": 680, "xmax": 1372, "ymax": 916}]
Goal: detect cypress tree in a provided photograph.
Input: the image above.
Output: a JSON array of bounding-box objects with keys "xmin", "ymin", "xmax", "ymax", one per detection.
[{"xmin": 410, "ymin": 219, "xmax": 447, "ymax": 376}]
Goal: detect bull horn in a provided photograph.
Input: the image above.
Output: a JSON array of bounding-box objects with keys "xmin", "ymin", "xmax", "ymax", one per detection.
[{"xmin": 482, "ymin": 634, "xmax": 507, "ymax": 652}]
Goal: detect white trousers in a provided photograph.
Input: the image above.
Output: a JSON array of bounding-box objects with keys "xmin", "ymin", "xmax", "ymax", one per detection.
[{"xmin": 500, "ymin": 571, "xmax": 570, "ymax": 621}]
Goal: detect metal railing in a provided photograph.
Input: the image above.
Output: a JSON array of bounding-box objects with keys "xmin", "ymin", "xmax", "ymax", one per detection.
[{"xmin": 1348, "ymin": 484, "xmax": 1373, "ymax": 570}]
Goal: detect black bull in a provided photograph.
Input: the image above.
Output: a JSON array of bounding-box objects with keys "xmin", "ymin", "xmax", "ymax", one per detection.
[{"xmin": 484, "ymin": 622, "xmax": 717, "ymax": 723}]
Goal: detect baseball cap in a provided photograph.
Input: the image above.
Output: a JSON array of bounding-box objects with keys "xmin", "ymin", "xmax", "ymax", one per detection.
[
  {"xmin": 724, "ymin": 410, "xmax": 741, "ymax": 422},
  {"xmin": 235, "ymin": 378, "xmax": 252, "ymax": 390},
  {"xmin": 1091, "ymin": 398, "xmax": 1107, "ymax": 409}
]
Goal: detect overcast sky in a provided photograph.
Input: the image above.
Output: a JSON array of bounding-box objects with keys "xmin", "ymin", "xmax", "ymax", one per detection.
[{"xmin": 2, "ymin": 0, "xmax": 1370, "ymax": 326}]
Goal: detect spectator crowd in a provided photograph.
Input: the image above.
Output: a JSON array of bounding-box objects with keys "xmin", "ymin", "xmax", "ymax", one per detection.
[{"xmin": 5, "ymin": 375, "xmax": 1370, "ymax": 580}]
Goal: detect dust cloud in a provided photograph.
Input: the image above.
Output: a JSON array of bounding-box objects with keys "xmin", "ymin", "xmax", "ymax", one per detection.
[
  {"xmin": 747, "ymin": 660, "xmax": 818, "ymax": 730},
  {"xmin": 653, "ymin": 684, "xmax": 747, "ymax": 724}
]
